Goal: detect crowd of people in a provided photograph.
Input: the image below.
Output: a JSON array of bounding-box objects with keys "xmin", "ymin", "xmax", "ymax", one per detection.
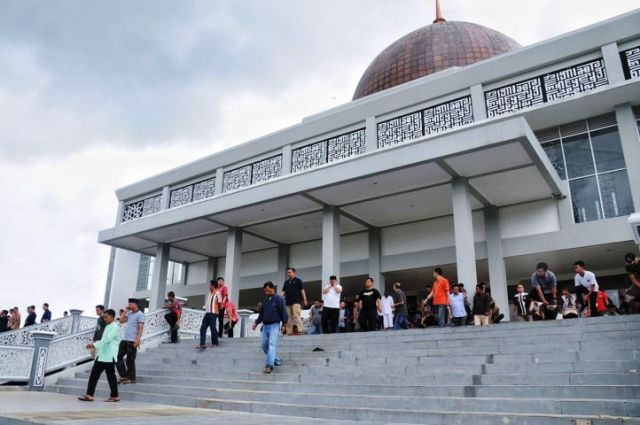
[
  {"xmin": 277, "ymin": 254, "xmax": 640, "ymax": 337},
  {"xmin": 0, "ymin": 303, "xmax": 64, "ymax": 332},
  {"xmin": 5, "ymin": 251, "xmax": 638, "ymax": 396}
]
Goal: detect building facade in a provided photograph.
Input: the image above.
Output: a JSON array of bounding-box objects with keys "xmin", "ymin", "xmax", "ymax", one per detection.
[{"xmin": 100, "ymin": 10, "xmax": 640, "ymax": 319}]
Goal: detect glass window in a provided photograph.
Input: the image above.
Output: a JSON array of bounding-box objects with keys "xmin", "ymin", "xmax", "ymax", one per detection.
[
  {"xmin": 136, "ymin": 255, "xmax": 151, "ymax": 291},
  {"xmin": 570, "ymin": 176, "xmax": 602, "ymax": 223},
  {"xmin": 542, "ymin": 140, "xmax": 566, "ymax": 180},
  {"xmin": 599, "ymin": 170, "xmax": 634, "ymax": 219},
  {"xmin": 562, "ymin": 134, "xmax": 594, "ymax": 179},
  {"xmin": 591, "ymin": 128, "xmax": 626, "ymax": 173}
]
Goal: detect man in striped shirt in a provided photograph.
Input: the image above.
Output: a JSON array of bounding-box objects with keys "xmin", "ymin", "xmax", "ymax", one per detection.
[{"xmin": 197, "ymin": 280, "xmax": 222, "ymax": 349}]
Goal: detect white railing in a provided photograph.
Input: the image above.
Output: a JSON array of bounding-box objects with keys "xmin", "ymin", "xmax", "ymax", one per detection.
[
  {"xmin": 0, "ymin": 316, "xmax": 74, "ymax": 346},
  {"xmin": 0, "ymin": 345, "xmax": 33, "ymax": 381},
  {"xmin": 0, "ymin": 307, "xmax": 259, "ymax": 385}
]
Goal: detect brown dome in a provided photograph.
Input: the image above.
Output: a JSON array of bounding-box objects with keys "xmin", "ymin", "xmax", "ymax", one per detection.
[{"xmin": 353, "ymin": 21, "xmax": 521, "ymax": 100}]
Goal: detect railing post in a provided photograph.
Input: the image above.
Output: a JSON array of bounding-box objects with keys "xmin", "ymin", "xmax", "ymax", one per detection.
[
  {"xmin": 28, "ymin": 331, "xmax": 56, "ymax": 391},
  {"xmin": 238, "ymin": 310, "xmax": 253, "ymax": 338},
  {"xmin": 69, "ymin": 309, "xmax": 83, "ymax": 334}
]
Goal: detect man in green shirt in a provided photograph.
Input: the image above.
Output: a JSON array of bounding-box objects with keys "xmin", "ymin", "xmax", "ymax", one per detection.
[{"xmin": 78, "ymin": 309, "xmax": 120, "ymax": 402}]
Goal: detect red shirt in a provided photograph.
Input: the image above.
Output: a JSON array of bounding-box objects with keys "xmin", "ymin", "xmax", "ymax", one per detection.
[
  {"xmin": 225, "ymin": 301, "xmax": 239, "ymax": 322},
  {"xmin": 219, "ymin": 285, "xmax": 229, "ymax": 308},
  {"xmin": 433, "ymin": 276, "xmax": 450, "ymax": 306}
]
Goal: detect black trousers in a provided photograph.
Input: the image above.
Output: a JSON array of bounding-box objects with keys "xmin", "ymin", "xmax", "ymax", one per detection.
[
  {"xmin": 321, "ymin": 307, "xmax": 340, "ymax": 334},
  {"xmin": 225, "ymin": 320, "xmax": 237, "ymax": 338},
  {"xmin": 218, "ymin": 308, "xmax": 226, "ymax": 338},
  {"xmin": 359, "ymin": 309, "xmax": 378, "ymax": 332},
  {"xmin": 164, "ymin": 312, "xmax": 178, "ymax": 342},
  {"xmin": 116, "ymin": 341, "xmax": 137, "ymax": 381},
  {"xmin": 575, "ymin": 286, "xmax": 599, "ymax": 316},
  {"xmin": 87, "ymin": 360, "xmax": 118, "ymax": 397}
]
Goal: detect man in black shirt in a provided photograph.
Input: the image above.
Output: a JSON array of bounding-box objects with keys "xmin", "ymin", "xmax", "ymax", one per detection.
[
  {"xmin": 0, "ymin": 310, "xmax": 9, "ymax": 332},
  {"xmin": 472, "ymin": 283, "xmax": 492, "ymax": 326},
  {"xmin": 93, "ymin": 305, "xmax": 107, "ymax": 342},
  {"xmin": 24, "ymin": 306, "xmax": 37, "ymax": 327},
  {"xmin": 358, "ymin": 277, "xmax": 382, "ymax": 332},
  {"xmin": 282, "ymin": 267, "xmax": 307, "ymax": 335}
]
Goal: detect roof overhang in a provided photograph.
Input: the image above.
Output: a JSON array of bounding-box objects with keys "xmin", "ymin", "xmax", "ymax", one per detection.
[{"xmin": 99, "ymin": 115, "xmax": 563, "ymax": 261}]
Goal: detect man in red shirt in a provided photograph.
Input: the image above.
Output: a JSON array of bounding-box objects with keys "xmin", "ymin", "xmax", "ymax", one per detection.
[
  {"xmin": 426, "ymin": 267, "xmax": 450, "ymax": 328},
  {"xmin": 163, "ymin": 291, "xmax": 182, "ymax": 343},
  {"xmin": 216, "ymin": 277, "xmax": 229, "ymax": 338},
  {"xmin": 224, "ymin": 301, "xmax": 240, "ymax": 338}
]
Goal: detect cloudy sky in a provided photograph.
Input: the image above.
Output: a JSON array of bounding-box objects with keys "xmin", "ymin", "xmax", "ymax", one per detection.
[{"xmin": 1, "ymin": 0, "xmax": 638, "ymax": 319}]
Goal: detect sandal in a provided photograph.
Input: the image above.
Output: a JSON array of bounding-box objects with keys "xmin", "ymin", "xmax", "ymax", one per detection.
[
  {"xmin": 77, "ymin": 395, "xmax": 94, "ymax": 402},
  {"xmin": 104, "ymin": 397, "xmax": 120, "ymax": 402}
]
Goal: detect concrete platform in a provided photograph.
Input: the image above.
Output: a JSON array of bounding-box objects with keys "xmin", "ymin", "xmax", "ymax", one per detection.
[{"xmin": 0, "ymin": 390, "xmax": 414, "ymax": 425}]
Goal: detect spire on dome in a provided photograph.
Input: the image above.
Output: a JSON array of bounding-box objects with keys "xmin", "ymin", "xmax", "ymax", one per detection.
[{"xmin": 433, "ymin": 0, "xmax": 446, "ymax": 24}]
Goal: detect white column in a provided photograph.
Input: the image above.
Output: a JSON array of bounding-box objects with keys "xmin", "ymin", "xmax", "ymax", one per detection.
[
  {"xmin": 368, "ymin": 227, "xmax": 385, "ymax": 293},
  {"xmin": 179, "ymin": 262, "xmax": 188, "ymax": 286},
  {"xmin": 614, "ymin": 104, "xmax": 640, "ymax": 212},
  {"xmin": 470, "ymin": 83, "xmax": 487, "ymax": 121},
  {"xmin": 207, "ymin": 257, "xmax": 217, "ymax": 281},
  {"xmin": 225, "ymin": 227, "xmax": 243, "ymax": 305},
  {"xmin": 277, "ymin": 244, "xmax": 290, "ymax": 286},
  {"xmin": 281, "ymin": 145, "xmax": 292, "ymax": 175},
  {"xmin": 365, "ymin": 116, "xmax": 378, "ymax": 152},
  {"xmin": 215, "ymin": 168, "xmax": 224, "ymax": 195},
  {"xmin": 601, "ymin": 43, "xmax": 625, "ymax": 84},
  {"xmin": 149, "ymin": 243, "xmax": 170, "ymax": 310},
  {"xmin": 115, "ymin": 201, "xmax": 125, "ymax": 225},
  {"xmin": 485, "ymin": 207, "xmax": 510, "ymax": 321},
  {"xmin": 451, "ymin": 179, "xmax": 478, "ymax": 288},
  {"xmin": 322, "ymin": 206, "xmax": 341, "ymax": 282},
  {"xmin": 160, "ymin": 186, "xmax": 170, "ymax": 210}
]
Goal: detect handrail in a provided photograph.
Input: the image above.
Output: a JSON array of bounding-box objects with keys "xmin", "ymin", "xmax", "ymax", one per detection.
[{"xmin": 0, "ymin": 307, "xmax": 250, "ymax": 385}]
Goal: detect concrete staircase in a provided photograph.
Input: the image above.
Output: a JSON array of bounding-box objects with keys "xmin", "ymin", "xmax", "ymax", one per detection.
[{"xmin": 50, "ymin": 315, "xmax": 640, "ymax": 424}]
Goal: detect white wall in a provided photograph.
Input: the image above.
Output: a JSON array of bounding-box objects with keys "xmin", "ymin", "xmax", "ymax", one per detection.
[
  {"xmin": 186, "ymin": 260, "xmax": 208, "ymax": 285},
  {"xmin": 108, "ymin": 248, "xmax": 141, "ymax": 310},
  {"xmin": 499, "ymin": 199, "xmax": 560, "ymax": 239},
  {"xmin": 382, "ymin": 211, "xmax": 486, "ymax": 257},
  {"xmin": 289, "ymin": 240, "xmax": 321, "ymax": 269},
  {"xmin": 341, "ymin": 232, "xmax": 369, "ymax": 262},
  {"xmin": 240, "ymin": 248, "xmax": 278, "ymax": 276}
]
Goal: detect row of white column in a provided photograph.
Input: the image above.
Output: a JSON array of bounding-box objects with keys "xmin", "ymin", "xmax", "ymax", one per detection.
[{"xmin": 146, "ymin": 179, "xmax": 512, "ymax": 320}]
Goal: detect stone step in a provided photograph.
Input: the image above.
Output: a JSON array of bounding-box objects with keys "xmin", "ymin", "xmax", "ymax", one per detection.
[
  {"xmin": 63, "ymin": 373, "xmax": 640, "ymax": 399},
  {"xmin": 52, "ymin": 380, "xmax": 640, "ymax": 416},
  {"xmin": 50, "ymin": 385, "xmax": 640, "ymax": 425},
  {"xmin": 136, "ymin": 347, "xmax": 640, "ymax": 369},
  {"xmin": 169, "ymin": 327, "xmax": 640, "ymax": 351},
  {"xmin": 146, "ymin": 335, "xmax": 640, "ymax": 359}
]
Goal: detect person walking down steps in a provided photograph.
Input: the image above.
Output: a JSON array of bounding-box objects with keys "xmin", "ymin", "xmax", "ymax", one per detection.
[
  {"xmin": 116, "ymin": 298, "xmax": 144, "ymax": 384},
  {"xmin": 78, "ymin": 309, "xmax": 120, "ymax": 402},
  {"xmin": 252, "ymin": 281, "xmax": 288, "ymax": 374}
]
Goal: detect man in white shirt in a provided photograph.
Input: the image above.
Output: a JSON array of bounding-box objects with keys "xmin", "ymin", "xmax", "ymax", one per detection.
[
  {"xmin": 448, "ymin": 284, "xmax": 467, "ymax": 326},
  {"xmin": 381, "ymin": 292, "xmax": 394, "ymax": 329},
  {"xmin": 574, "ymin": 260, "xmax": 600, "ymax": 317},
  {"xmin": 321, "ymin": 275, "xmax": 342, "ymax": 334}
]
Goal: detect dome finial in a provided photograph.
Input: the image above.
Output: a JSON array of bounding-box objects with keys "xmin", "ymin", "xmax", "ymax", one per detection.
[{"xmin": 433, "ymin": 0, "xmax": 446, "ymax": 24}]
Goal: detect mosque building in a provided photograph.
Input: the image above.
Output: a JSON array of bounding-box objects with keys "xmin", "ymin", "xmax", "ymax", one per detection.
[{"xmin": 101, "ymin": 4, "xmax": 640, "ymax": 319}]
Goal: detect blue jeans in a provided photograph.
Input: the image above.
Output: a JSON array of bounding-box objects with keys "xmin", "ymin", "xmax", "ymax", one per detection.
[
  {"xmin": 436, "ymin": 305, "xmax": 447, "ymax": 328},
  {"xmin": 199, "ymin": 313, "xmax": 218, "ymax": 346},
  {"xmin": 261, "ymin": 323, "xmax": 282, "ymax": 368},
  {"xmin": 311, "ymin": 323, "xmax": 322, "ymax": 335},
  {"xmin": 394, "ymin": 314, "xmax": 408, "ymax": 330}
]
